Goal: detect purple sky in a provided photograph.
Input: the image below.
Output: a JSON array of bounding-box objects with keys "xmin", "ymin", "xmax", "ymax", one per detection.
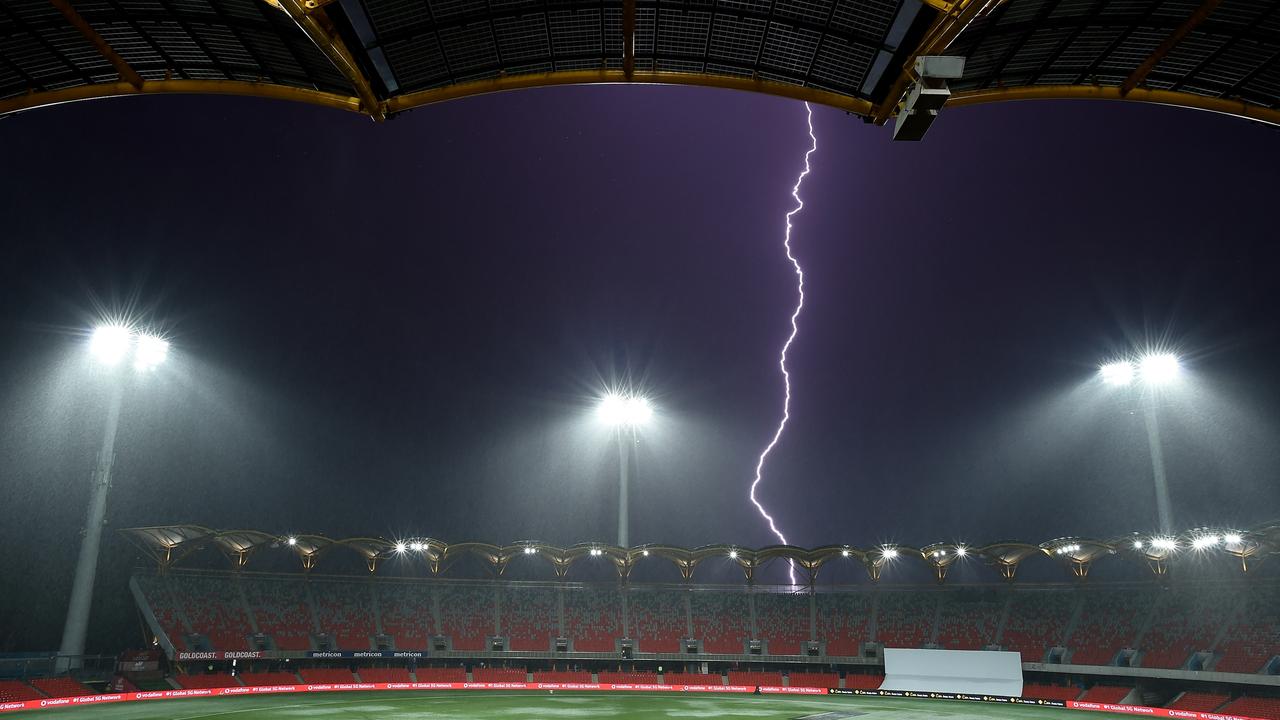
[{"xmin": 0, "ymin": 84, "xmax": 1278, "ymax": 648}]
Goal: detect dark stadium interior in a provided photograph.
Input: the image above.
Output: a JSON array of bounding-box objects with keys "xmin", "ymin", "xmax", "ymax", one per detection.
[{"xmin": 2, "ymin": 0, "xmax": 1280, "ymax": 716}]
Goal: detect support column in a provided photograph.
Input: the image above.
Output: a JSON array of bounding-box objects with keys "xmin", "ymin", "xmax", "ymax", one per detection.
[
  {"xmin": 370, "ymin": 580, "xmax": 383, "ymax": 636},
  {"xmin": 1143, "ymin": 401, "xmax": 1174, "ymax": 535},
  {"xmin": 809, "ymin": 589, "xmax": 817, "ymax": 642},
  {"xmin": 57, "ymin": 381, "xmax": 124, "ymax": 671},
  {"xmin": 617, "ymin": 432, "xmax": 630, "ymax": 548}
]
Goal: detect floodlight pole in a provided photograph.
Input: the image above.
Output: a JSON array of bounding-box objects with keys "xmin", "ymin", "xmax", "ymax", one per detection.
[
  {"xmin": 617, "ymin": 429, "xmax": 630, "ymax": 548},
  {"xmin": 1141, "ymin": 398, "xmax": 1173, "ymax": 535},
  {"xmin": 57, "ymin": 380, "xmax": 125, "ymax": 671}
]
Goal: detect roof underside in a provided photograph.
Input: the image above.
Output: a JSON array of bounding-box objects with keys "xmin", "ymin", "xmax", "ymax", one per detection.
[
  {"xmin": 2, "ymin": 0, "xmax": 1277, "ymax": 125},
  {"xmin": 119, "ymin": 524, "xmax": 1280, "ymax": 581}
]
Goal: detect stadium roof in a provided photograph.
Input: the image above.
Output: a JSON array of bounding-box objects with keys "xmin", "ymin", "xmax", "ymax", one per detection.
[
  {"xmin": 2, "ymin": 0, "xmax": 1278, "ymax": 126},
  {"xmin": 121, "ymin": 521, "xmax": 1280, "ymax": 581}
]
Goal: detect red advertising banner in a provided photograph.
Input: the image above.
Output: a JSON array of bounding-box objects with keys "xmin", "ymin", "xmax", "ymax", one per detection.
[
  {"xmin": 0, "ymin": 684, "xmax": 1266, "ymax": 718},
  {"xmin": 1066, "ymin": 701, "xmax": 1260, "ymax": 720}
]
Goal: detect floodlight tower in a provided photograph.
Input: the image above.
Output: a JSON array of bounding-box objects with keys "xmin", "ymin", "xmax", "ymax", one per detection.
[
  {"xmin": 597, "ymin": 393, "xmax": 652, "ymax": 548},
  {"xmin": 1098, "ymin": 352, "xmax": 1182, "ymax": 535},
  {"xmin": 58, "ymin": 325, "xmax": 169, "ymax": 670}
]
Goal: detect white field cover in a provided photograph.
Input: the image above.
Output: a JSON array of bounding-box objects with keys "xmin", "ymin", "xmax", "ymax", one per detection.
[{"xmin": 880, "ymin": 647, "xmax": 1024, "ymax": 697}]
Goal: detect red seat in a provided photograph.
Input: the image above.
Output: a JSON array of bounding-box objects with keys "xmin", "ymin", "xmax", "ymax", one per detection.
[
  {"xmin": 1166, "ymin": 691, "xmax": 1229, "ymax": 713},
  {"xmin": 27, "ymin": 677, "xmax": 92, "ymax": 699},
  {"xmin": 0, "ymin": 680, "xmax": 42, "ymax": 702}
]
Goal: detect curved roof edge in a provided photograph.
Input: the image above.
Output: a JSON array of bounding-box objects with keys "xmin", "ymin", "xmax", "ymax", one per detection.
[
  {"xmin": 4, "ymin": 74, "xmax": 1276, "ymax": 130},
  {"xmin": 120, "ymin": 523, "xmax": 1280, "ymax": 582}
]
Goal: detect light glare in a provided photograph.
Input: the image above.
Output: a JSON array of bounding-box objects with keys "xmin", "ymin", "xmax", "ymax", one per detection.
[
  {"xmin": 1140, "ymin": 353, "xmax": 1181, "ymax": 385},
  {"xmin": 1191, "ymin": 535, "xmax": 1220, "ymax": 550},
  {"xmin": 133, "ymin": 334, "xmax": 170, "ymax": 370},
  {"xmin": 90, "ymin": 325, "xmax": 132, "ymax": 366},
  {"xmin": 1224, "ymin": 533, "xmax": 1243, "ymax": 545},
  {"xmin": 1100, "ymin": 361, "xmax": 1134, "ymax": 386},
  {"xmin": 598, "ymin": 393, "xmax": 653, "ymax": 427}
]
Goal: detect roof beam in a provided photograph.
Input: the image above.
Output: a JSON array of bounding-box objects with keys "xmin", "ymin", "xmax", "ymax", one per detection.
[
  {"xmin": 0, "ymin": 79, "xmax": 362, "ymax": 118},
  {"xmin": 947, "ymin": 84, "xmax": 1280, "ymax": 128},
  {"xmin": 1120, "ymin": 0, "xmax": 1224, "ymax": 96},
  {"xmin": 623, "ymin": 0, "xmax": 636, "ymax": 78},
  {"xmin": 48, "ymin": 0, "xmax": 144, "ymax": 88},
  {"xmin": 387, "ymin": 69, "xmax": 874, "ymax": 116},
  {"xmin": 870, "ymin": 0, "xmax": 1008, "ymax": 125},
  {"xmin": 267, "ymin": 0, "xmax": 386, "ymax": 119}
]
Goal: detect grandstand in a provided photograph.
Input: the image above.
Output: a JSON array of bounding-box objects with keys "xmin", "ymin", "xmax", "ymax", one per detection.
[
  {"xmin": 1000, "ymin": 589, "xmax": 1074, "ymax": 663},
  {"xmin": 1218, "ymin": 585, "xmax": 1280, "ymax": 674},
  {"xmin": 754, "ymin": 591, "xmax": 810, "ymax": 655},
  {"xmin": 563, "ymin": 587, "xmax": 623, "ymax": 652},
  {"xmin": 4, "ymin": 526, "xmax": 1274, "ymax": 718},
  {"xmin": 499, "ymin": 585, "xmax": 557, "ymax": 652},
  {"xmin": 310, "ymin": 579, "xmax": 377, "ymax": 651}
]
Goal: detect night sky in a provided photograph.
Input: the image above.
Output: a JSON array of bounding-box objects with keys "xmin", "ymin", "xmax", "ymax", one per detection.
[{"xmin": 1, "ymin": 86, "xmax": 1278, "ymax": 652}]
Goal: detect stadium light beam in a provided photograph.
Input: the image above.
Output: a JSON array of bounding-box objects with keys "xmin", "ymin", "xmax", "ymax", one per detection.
[
  {"xmin": 60, "ymin": 323, "xmax": 171, "ymax": 671},
  {"xmin": 597, "ymin": 392, "xmax": 652, "ymax": 549},
  {"xmin": 1098, "ymin": 350, "xmax": 1184, "ymax": 535}
]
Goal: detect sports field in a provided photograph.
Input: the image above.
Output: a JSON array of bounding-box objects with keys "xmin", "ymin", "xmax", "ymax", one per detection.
[{"xmin": 5, "ymin": 691, "xmax": 1138, "ymax": 719}]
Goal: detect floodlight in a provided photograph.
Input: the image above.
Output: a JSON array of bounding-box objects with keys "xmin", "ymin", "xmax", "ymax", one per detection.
[
  {"xmin": 394, "ymin": 542, "xmax": 407, "ymax": 553},
  {"xmin": 1150, "ymin": 537, "xmax": 1177, "ymax": 551},
  {"xmin": 955, "ymin": 547, "xmax": 967, "ymax": 557},
  {"xmin": 841, "ymin": 549, "xmax": 850, "ymax": 557},
  {"xmin": 881, "ymin": 547, "xmax": 898, "ymax": 559},
  {"xmin": 1139, "ymin": 353, "xmax": 1180, "ymax": 385},
  {"xmin": 728, "ymin": 550, "xmax": 738, "ymax": 559},
  {"xmin": 524, "ymin": 547, "xmax": 536, "ymax": 555},
  {"xmin": 1099, "ymin": 360, "xmax": 1134, "ymax": 386},
  {"xmin": 133, "ymin": 334, "xmax": 170, "ymax": 371},
  {"xmin": 597, "ymin": 393, "xmax": 652, "ymax": 427},
  {"xmin": 1133, "ymin": 540, "xmax": 1144, "ymax": 549},
  {"xmin": 1191, "ymin": 535, "xmax": 1220, "ymax": 550},
  {"xmin": 287, "ymin": 536, "xmax": 298, "ymax": 546},
  {"xmin": 1224, "ymin": 533, "xmax": 1243, "ymax": 545},
  {"xmin": 642, "ymin": 549, "xmax": 649, "ymax": 556},
  {"xmin": 90, "ymin": 325, "xmax": 132, "ymax": 366}
]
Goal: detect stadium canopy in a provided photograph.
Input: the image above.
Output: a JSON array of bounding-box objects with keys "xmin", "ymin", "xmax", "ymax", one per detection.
[
  {"xmin": 120, "ymin": 522, "xmax": 1280, "ymax": 582},
  {"xmin": 2, "ymin": 0, "xmax": 1278, "ymax": 127}
]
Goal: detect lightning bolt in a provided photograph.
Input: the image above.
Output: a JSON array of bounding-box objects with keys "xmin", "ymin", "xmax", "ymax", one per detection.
[{"xmin": 750, "ymin": 101, "xmax": 817, "ymax": 585}]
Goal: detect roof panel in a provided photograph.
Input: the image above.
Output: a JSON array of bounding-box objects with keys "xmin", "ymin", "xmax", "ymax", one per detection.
[
  {"xmin": 760, "ymin": 22, "xmax": 821, "ymax": 77},
  {"xmin": 438, "ymin": 22, "xmax": 497, "ymax": 72},
  {"xmin": 808, "ymin": 33, "xmax": 871, "ymax": 91},
  {"xmin": 493, "ymin": 13, "xmax": 550, "ymax": 62},
  {"xmin": 657, "ymin": 11, "xmax": 712, "ymax": 58},
  {"xmin": 707, "ymin": 13, "xmax": 766, "ymax": 64},
  {"xmin": 548, "ymin": 9, "xmax": 602, "ymax": 57},
  {"xmin": 2, "ymin": 0, "xmax": 1277, "ymax": 126},
  {"xmin": 383, "ymin": 33, "xmax": 450, "ymax": 87},
  {"xmin": 827, "ymin": 0, "xmax": 894, "ymax": 40}
]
